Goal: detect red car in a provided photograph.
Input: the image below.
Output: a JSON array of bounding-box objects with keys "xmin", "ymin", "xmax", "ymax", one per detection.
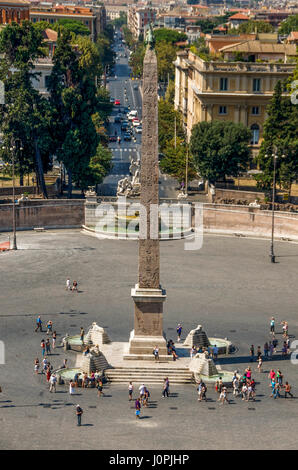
[{"xmin": 114, "ymin": 99, "xmax": 120, "ymax": 105}]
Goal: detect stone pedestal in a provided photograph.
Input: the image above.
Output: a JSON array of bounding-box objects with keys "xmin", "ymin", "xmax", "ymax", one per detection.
[{"xmin": 125, "ymin": 284, "xmax": 169, "ymax": 360}]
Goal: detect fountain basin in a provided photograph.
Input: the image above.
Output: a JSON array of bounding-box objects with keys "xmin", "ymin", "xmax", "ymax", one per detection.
[{"xmin": 194, "ymin": 370, "xmax": 235, "ymax": 386}]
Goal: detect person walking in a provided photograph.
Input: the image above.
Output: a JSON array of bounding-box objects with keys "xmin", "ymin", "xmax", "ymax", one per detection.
[
  {"xmin": 277, "ymin": 369, "xmax": 283, "ymax": 386},
  {"xmin": 41, "ymin": 339, "xmax": 46, "ymax": 358},
  {"xmin": 52, "ymin": 331, "xmax": 57, "ymax": 349},
  {"xmin": 80, "ymin": 327, "xmax": 85, "ymax": 344},
  {"xmin": 46, "ymin": 367, "xmax": 51, "ymax": 384},
  {"xmin": 176, "ymin": 324, "xmax": 182, "ymax": 343},
  {"xmin": 270, "ymin": 317, "xmax": 275, "ymax": 335},
  {"xmin": 35, "ymin": 316, "xmax": 42, "ymax": 332},
  {"xmin": 34, "ymin": 358, "xmax": 40, "ymax": 374},
  {"xmin": 72, "ymin": 281, "xmax": 78, "ymax": 292},
  {"xmin": 264, "ymin": 342, "xmax": 269, "ymax": 360},
  {"xmin": 45, "ymin": 338, "xmax": 51, "ymax": 356},
  {"xmin": 49, "ymin": 373, "xmax": 57, "ymax": 393},
  {"xmin": 66, "ymin": 278, "xmax": 71, "ymax": 291},
  {"xmin": 162, "ymin": 378, "xmax": 169, "ymax": 398},
  {"xmin": 212, "ymin": 345, "xmax": 218, "ymax": 361},
  {"xmin": 128, "ymin": 382, "xmax": 134, "ymax": 401},
  {"xmin": 241, "ymin": 383, "xmax": 248, "ymax": 401},
  {"xmin": 257, "ymin": 346, "xmax": 262, "ymax": 360},
  {"xmin": 257, "ymin": 356, "xmax": 263, "ymax": 373},
  {"xmin": 269, "ymin": 341, "xmax": 274, "ymax": 359},
  {"xmin": 42, "ymin": 357, "xmax": 48, "ymax": 374},
  {"xmin": 139, "ymin": 383, "xmax": 146, "ymax": 401},
  {"xmin": 190, "ymin": 346, "xmax": 197, "ymax": 359},
  {"xmin": 273, "ymin": 382, "xmax": 281, "ymax": 399},
  {"xmin": 249, "ymin": 345, "xmax": 254, "ymax": 362},
  {"xmin": 69, "ymin": 380, "xmax": 75, "ymax": 395},
  {"xmin": 46, "ymin": 320, "xmax": 53, "ymax": 335},
  {"xmin": 76, "ymin": 405, "xmax": 83, "ymax": 426},
  {"xmin": 97, "ymin": 379, "xmax": 104, "ymax": 397},
  {"xmin": 232, "ymin": 374, "xmax": 239, "ymax": 397},
  {"xmin": 135, "ymin": 398, "xmax": 141, "ymax": 419},
  {"xmin": 284, "ymin": 382, "xmax": 294, "ymax": 398},
  {"xmin": 153, "ymin": 346, "xmax": 159, "ymax": 361},
  {"xmin": 219, "ymin": 386, "xmax": 229, "ymax": 405}
]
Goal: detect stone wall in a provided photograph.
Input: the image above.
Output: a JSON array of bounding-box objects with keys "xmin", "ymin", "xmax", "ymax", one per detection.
[
  {"xmin": 200, "ymin": 204, "xmax": 298, "ymax": 240},
  {"xmin": 0, "ymin": 199, "xmax": 85, "ymax": 231},
  {"xmin": 0, "ymin": 179, "xmax": 60, "ymax": 197}
]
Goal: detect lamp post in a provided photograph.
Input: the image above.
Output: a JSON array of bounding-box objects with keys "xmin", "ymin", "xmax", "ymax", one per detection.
[
  {"xmin": 266, "ymin": 149, "xmax": 285, "ymax": 263},
  {"xmin": 3, "ymin": 138, "xmax": 23, "ymax": 250}
]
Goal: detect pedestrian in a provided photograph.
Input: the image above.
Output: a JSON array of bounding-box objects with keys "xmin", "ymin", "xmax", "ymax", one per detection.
[
  {"xmin": 257, "ymin": 356, "xmax": 263, "ymax": 373},
  {"xmin": 201, "ymin": 381, "xmax": 207, "ymax": 402},
  {"xmin": 66, "ymin": 278, "xmax": 71, "ymax": 291},
  {"xmin": 49, "ymin": 373, "xmax": 57, "ymax": 393},
  {"xmin": 281, "ymin": 321, "xmax": 288, "ymax": 338},
  {"xmin": 52, "ymin": 331, "xmax": 57, "ymax": 349},
  {"xmin": 284, "ymin": 382, "xmax": 294, "ymax": 398},
  {"xmin": 219, "ymin": 386, "xmax": 229, "ymax": 405},
  {"xmin": 270, "ymin": 317, "xmax": 275, "ymax": 335},
  {"xmin": 143, "ymin": 388, "xmax": 149, "ymax": 407},
  {"xmin": 62, "ymin": 358, "xmax": 68, "ymax": 369},
  {"xmin": 76, "ymin": 405, "xmax": 83, "ymax": 426},
  {"xmin": 135, "ymin": 398, "xmax": 141, "ymax": 419},
  {"xmin": 276, "ymin": 369, "xmax": 283, "ymax": 386},
  {"xmin": 139, "ymin": 383, "xmax": 146, "ymax": 400},
  {"xmin": 247, "ymin": 383, "xmax": 255, "ymax": 402},
  {"xmin": 176, "ymin": 323, "xmax": 182, "ymax": 343},
  {"xmin": 212, "ymin": 345, "xmax": 218, "ymax": 361},
  {"xmin": 162, "ymin": 377, "xmax": 169, "ymax": 398},
  {"xmin": 273, "ymin": 382, "xmax": 281, "ymax": 399},
  {"xmin": 45, "ymin": 338, "xmax": 51, "ymax": 355},
  {"xmin": 257, "ymin": 346, "xmax": 262, "ymax": 360},
  {"xmin": 249, "ymin": 345, "xmax": 254, "ymax": 362},
  {"xmin": 269, "ymin": 341, "xmax": 274, "ymax": 359},
  {"xmin": 35, "ymin": 315, "xmax": 42, "ymax": 332},
  {"xmin": 264, "ymin": 342, "xmax": 269, "ymax": 359},
  {"xmin": 282, "ymin": 342, "xmax": 288, "ymax": 358},
  {"xmin": 72, "ymin": 280, "xmax": 78, "ymax": 292},
  {"xmin": 41, "ymin": 339, "xmax": 46, "ymax": 358},
  {"xmin": 232, "ymin": 374, "xmax": 239, "ymax": 397},
  {"xmin": 153, "ymin": 346, "xmax": 159, "ymax": 361},
  {"xmin": 241, "ymin": 383, "xmax": 248, "ymax": 401},
  {"xmin": 97, "ymin": 379, "xmax": 104, "ymax": 397},
  {"xmin": 46, "ymin": 366, "xmax": 51, "ymax": 383},
  {"xmin": 34, "ymin": 358, "xmax": 39, "ymax": 374},
  {"xmin": 272, "ymin": 336, "xmax": 278, "ymax": 353},
  {"xmin": 80, "ymin": 327, "xmax": 84, "ymax": 344},
  {"xmin": 42, "ymin": 357, "xmax": 48, "ymax": 374},
  {"xmin": 128, "ymin": 382, "xmax": 134, "ymax": 401},
  {"xmin": 69, "ymin": 380, "xmax": 75, "ymax": 395},
  {"xmin": 190, "ymin": 346, "xmax": 197, "ymax": 359},
  {"xmin": 172, "ymin": 350, "xmax": 178, "ymax": 361},
  {"xmin": 46, "ymin": 320, "xmax": 53, "ymax": 335}
]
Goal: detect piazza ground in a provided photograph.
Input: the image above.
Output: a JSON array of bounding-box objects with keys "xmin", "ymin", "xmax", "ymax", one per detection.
[{"xmin": 0, "ymin": 229, "xmax": 298, "ymax": 450}]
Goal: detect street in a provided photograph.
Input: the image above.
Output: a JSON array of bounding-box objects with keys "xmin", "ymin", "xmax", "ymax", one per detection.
[{"xmin": 99, "ymin": 34, "xmax": 178, "ymax": 198}]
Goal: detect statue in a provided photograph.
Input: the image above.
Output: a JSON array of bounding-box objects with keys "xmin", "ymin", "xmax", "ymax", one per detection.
[{"xmin": 145, "ymin": 23, "xmax": 155, "ymax": 50}]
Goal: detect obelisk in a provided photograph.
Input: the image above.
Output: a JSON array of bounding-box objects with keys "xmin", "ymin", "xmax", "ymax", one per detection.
[{"xmin": 126, "ymin": 27, "xmax": 168, "ymax": 360}]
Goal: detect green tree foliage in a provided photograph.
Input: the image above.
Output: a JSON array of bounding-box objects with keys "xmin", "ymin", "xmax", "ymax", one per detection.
[
  {"xmin": 129, "ymin": 42, "xmax": 145, "ymax": 77},
  {"xmin": 190, "ymin": 121, "xmax": 251, "ymax": 185},
  {"xmin": 165, "ymin": 79, "xmax": 175, "ymax": 105},
  {"xmin": 154, "ymin": 28, "xmax": 187, "ymax": 44},
  {"xmin": 52, "ymin": 19, "xmax": 90, "ymax": 36},
  {"xmin": 0, "ymin": 21, "xmax": 51, "ymax": 196},
  {"xmin": 158, "ymin": 99, "xmax": 185, "ymax": 153},
  {"xmin": 238, "ymin": 20, "xmax": 274, "ymax": 34},
  {"xmin": 155, "ymin": 41, "xmax": 177, "ymax": 82},
  {"xmin": 122, "ymin": 25, "xmax": 135, "ymax": 49},
  {"xmin": 160, "ymin": 137, "xmax": 197, "ymax": 183},
  {"xmin": 47, "ymin": 30, "xmax": 112, "ymax": 197},
  {"xmin": 255, "ymin": 81, "xmax": 298, "ymax": 195},
  {"xmin": 195, "ymin": 16, "xmax": 230, "ymax": 34},
  {"xmin": 278, "ymin": 15, "xmax": 298, "ymax": 35}
]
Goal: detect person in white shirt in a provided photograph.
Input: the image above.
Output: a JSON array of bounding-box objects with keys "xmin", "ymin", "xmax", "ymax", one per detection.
[
  {"xmin": 49, "ymin": 374, "xmax": 57, "ymax": 393},
  {"xmin": 66, "ymin": 278, "xmax": 71, "ymax": 291}
]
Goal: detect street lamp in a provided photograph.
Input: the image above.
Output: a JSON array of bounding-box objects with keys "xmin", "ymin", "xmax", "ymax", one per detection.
[
  {"xmin": 3, "ymin": 138, "xmax": 23, "ymax": 250},
  {"xmin": 265, "ymin": 150, "xmax": 285, "ymax": 263}
]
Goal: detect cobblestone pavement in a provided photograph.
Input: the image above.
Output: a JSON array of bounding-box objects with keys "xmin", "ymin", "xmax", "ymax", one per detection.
[{"xmin": 0, "ymin": 229, "xmax": 298, "ymax": 449}]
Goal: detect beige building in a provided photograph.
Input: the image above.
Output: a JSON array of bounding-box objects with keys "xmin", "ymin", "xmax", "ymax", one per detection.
[
  {"xmin": 174, "ymin": 49, "xmax": 296, "ymax": 153},
  {"xmin": 127, "ymin": 6, "xmax": 156, "ymax": 40},
  {"xmin": 105, "ymin": 4, "xmax": 127, "ymax": 21}
]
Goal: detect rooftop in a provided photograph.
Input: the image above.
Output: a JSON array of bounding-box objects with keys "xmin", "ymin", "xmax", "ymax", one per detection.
[{"xmin": 219, "ymin": 40, "xmax": 297, "ymax": 56}]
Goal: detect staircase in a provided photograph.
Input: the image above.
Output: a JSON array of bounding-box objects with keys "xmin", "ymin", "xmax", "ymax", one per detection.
[{"xmin": 104, "ymin": 366, "xmax": 195, "ymax": 385}]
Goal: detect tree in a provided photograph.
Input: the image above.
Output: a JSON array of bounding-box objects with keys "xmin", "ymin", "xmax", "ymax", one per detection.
[
  {"xmin": 52, "ymin": 19, "xmax": 90, "ymax": 37},
  {"xmin": 255, "ymin": 81, "xmax": 298, "ymax": 195},
  {"xmin": 190, "ymin": 121, "xmax": 251, "ymax": 185},
  {"xmin": 160, "ymin": 137, "xmax": 197, "ymax": 183},
  {"xmin": 154, "ymin": 28, "xmax": 187, "ymax": 44},
  {"xmin": 47, "ymin": 30, "xmax": 111, "ymax": 197},
  {"xmin": 278, "ymin": 15, "xmax": 298, "ymax": 35},
  {"xmin": 111, "ymin": 12, "xmax": 127, "ymax": 29},
  {"xmin": 155, "ymin": 41, "xmax": 178, "ymax": 82},
  {"xmin": 158, "ymin": 99, "xmax": 185, "ymax": 153},
  {"xmin": 238, "ymin": 20, "xmax": 274, "ymax": 34},
  {"xmin": 0, "ymin": 21, "xmax": 51, "ymax": 196},
  {"xmin": 165, "ymin": 80, "xmax": 175, "ymax": 104},
  {"xmin": 129, "ymin": 42, "xmax": 145, "ymax": 77}
]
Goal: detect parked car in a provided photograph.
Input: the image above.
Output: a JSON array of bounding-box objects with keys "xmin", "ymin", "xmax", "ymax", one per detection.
[
  {"xmin": 132, "ymin": 120, "xmax": 140, "ymax": 127},
  {"xmin": 135, "ymin": 126, "xmax": 142, "ymax": 134},
  {"xmin": 114, "ymin": 116, "xmax": 121, "ymax": 124},
  {"xmin": 110, "ymin": 97, "xmax": 115, "ymax": 103},
  {"xmin": 123, "ymin": 133, "xmax": 132, "ymax": 141}
]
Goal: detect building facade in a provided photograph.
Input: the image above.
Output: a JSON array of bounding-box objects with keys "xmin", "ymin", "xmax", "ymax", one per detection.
[
  {"xmin": 127, "ymin": 6, "xmax": 156, "ymax": 40},
  {"xmin": 174, "ymin": 50, "xmax": 296, "ymax": 152},
  {"xmin": 0, "ymin": 0, "xmax": 29, "ymax": 24}
]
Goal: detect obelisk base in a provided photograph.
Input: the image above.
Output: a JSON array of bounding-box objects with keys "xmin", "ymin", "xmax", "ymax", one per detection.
[{"xmin": 124, "ymin": 284, "xmax": 170, "ymax": 361}]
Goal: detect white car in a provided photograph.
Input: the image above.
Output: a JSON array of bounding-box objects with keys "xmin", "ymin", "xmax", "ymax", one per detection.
[
  {"xmin": 132, "ymin": 120, "xmax": 140, "ymax": 127},
  {"xmin": 128, "ymin": 110, "xmax": 137, "ymax": 118},
  {"xmin": 135, "ymin": 126, "xmax": 142, "ymax": 133}
]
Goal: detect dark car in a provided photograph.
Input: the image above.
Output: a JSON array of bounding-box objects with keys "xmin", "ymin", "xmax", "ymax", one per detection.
[
  {"xmin": 121, "ymin": 124, "xmax": 128, "ymax": 132},
  {"xmin": 114, "ymin": 116, "xmax": 121, "ymax": 124},
  {"xmin": 123, "ymin": 133, "xmax": 132, "ymax": 141},
  {"xmin": 109, "ymin": 135, "xmax": 117, "ymax": 142}
]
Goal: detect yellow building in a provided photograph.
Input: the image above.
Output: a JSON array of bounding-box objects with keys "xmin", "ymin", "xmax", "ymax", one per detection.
[{"xmin": 174, "ymin": 48, "xmax": 296, "ymax": 154}]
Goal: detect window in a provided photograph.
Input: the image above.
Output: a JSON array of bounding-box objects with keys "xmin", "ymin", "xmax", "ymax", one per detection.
[
  {"xmin": 220, "ymin": 77, "xmax": 228, "ymax": 91},
  {"xmin": 219, "ymin": 106, "xmax": 227, "ymax": 115},
  {"xmin": 251, "ymin": 124, "xmax": 260, "ymax": 145},
  {"xmin": 253, "ymin": 78, "xmax": 261, "ymax": 92},
  {"xmin": 252, "ymin": 106, "xmax": 259, "ymax": 115}
]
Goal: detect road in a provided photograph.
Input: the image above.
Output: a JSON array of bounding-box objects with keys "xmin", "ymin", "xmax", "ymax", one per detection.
[{"xmin": 99, "ymin": 34, "xmax": 178, "ymax": 198}]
